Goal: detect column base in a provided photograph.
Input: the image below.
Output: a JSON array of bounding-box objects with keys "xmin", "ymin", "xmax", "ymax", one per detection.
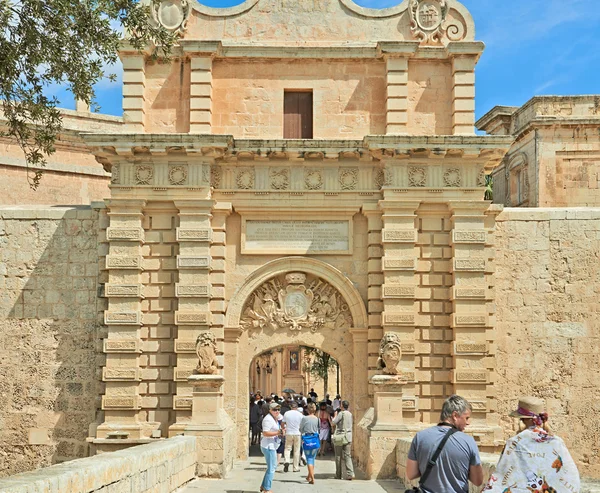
[{"xmin": 183, "ymin": 374, "xmax": 237, "ymax": 478}]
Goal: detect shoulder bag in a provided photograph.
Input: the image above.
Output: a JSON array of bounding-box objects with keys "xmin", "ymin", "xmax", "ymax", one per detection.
[
  {"xmin": 332, "ymin": 411, "xmax": 350, "ymax": 447},
  {"xmin": 405, "ymin": 427, "xmax": 458, "ymax": 493}
]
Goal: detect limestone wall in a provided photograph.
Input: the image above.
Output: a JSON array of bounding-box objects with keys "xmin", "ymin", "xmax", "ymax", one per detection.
[
  {"xmin": 0, "ymin": 206, "xmax": 104, "ymax": 477},
  {"xmin": 0, "ymin": 110, "xmax": 119, "ymax": 205},
  {"xmin": 0, "ymin": 436, "xmax": 196, "ymax": 493},
  {"xmin": 495, "ymin": 208, "xmax": 600, "ymax": 477}
]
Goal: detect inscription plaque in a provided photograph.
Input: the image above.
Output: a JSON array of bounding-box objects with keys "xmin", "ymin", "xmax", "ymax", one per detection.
[{"xmin": 243, "ymin": 220, "xmax": 351, "ymax": 254}]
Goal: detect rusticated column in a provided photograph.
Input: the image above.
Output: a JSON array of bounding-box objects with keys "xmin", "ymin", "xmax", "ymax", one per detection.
[
  {"xmin": 363, "ymin": 204, "xmax": 384, "ymax": 385},
  {"xmin": 379, "ymin": 200, "xmax": 420, "ymax": 418},
  {"xmin": 385, "ymin": 57, "xmax": 409, "ymax": 135},
  {"xmin": 120, "ymin": 54, "xmax": 146, "ymax": 132},
  {"xmin": 98, "ymin": 199, "xmax": 155, "ymax": 439},
  {"xmin": 448, "ymin": 201, "xmax": 498, "ymax": 449},
  {"xmin": 189, "ymin": 56, "xmax": 213, "ymax": 133},
  {"xmin": 170, "ymin": 200, "xmax": 214, "ymax": 435},
  {"xmin": 451, "ymin": 55, "xmax": 477, "ymax": 135}
]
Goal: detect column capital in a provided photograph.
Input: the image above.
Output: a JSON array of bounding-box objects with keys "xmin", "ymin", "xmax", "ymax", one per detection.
[
  {"xmin": 378, "ymin": 200, "xmax": 421, "ymax": 214},
  {"xmin": 105, "ymin": 199, "xmax": 147, "ymax": 215},
  {"xmin": 212, "ymin": 202, "xmax": 233, "ymax": 216}
]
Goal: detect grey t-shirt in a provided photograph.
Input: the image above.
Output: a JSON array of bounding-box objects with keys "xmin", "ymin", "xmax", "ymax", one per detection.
[
  {"xmin": 408, "ymin": 426, "xmax": 481, "ymax": 493},
  {"xmin": 300, "ymin": 415, "xmax": 319, "ymax": 435}
]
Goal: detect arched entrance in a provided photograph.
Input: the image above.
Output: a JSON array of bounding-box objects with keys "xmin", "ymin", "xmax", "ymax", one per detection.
[{"xmin": 223, "ymin": 257, "xmax": 368, "ymax": 459}]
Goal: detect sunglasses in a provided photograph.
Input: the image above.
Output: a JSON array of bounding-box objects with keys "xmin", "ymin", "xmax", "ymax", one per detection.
[{"xmin": 272, "ymin": 408, "xmax": 281, "ymax": 412}]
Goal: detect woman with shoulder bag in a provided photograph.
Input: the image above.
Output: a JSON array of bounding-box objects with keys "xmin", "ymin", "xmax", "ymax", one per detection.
[
  {"xmin": 300, "ymin": 402, "xmax": 320, "ymax": 484},
  {"xmin": 260, "ymin": 402, "xmax": 284, "ymax": 493},
  {"xmin": 332, "ymin": 400, "xmax": 355, "ymax": 480}
]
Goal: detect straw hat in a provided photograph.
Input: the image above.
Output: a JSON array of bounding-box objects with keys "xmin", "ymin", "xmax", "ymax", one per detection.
[{"xmin": 509, "ymin": 396, "xmax": 546, "ymax": 417}]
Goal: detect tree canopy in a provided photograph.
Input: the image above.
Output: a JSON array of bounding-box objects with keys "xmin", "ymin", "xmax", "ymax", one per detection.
[{"xmin": 0, "ymin": 0, "xmax": 175, "ymax": 189}]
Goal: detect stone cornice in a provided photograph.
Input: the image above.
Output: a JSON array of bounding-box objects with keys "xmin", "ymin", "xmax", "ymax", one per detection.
[{"xmin": 178, "ymin": 40, "xmax": 484, "ymax": 61}]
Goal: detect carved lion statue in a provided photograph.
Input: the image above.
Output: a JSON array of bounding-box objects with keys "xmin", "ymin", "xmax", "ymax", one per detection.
[
  {"xmin": 377, "ymin": 332, "xmax": 402, "ymax": 375},
  {"xmin": 195, "ymin": 331, "xmax": 219, "ymax": 375}
]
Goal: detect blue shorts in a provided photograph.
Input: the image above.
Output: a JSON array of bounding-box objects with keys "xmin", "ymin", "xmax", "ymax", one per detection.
[{"xmin": 304, "ymin": 448, "xmax": 318, "ymax": 465}]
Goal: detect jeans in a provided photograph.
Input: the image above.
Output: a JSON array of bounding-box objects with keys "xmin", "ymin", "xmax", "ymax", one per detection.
[
  {"xmin": 334, "ymin": 442, "xmax": 355, "ymax": 479},
  {"xmin": 261, "ymin": 447, "xmax": 278, "ymax": 491},
  {"xmin": 284, "ymin": 434, "xmax": 301, "ymax": 470}
]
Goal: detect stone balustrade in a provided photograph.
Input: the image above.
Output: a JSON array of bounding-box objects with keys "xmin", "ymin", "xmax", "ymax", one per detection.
[{"xmin": 0, "ymin": 436, "xmax": 196, "ymax": 493}]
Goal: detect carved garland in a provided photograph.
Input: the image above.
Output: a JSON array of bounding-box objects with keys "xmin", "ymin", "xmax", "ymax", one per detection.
[
  {"xmin": 240, "ymin": 272, "xmax": 353, "ymax": 333},
  {"xmin": 237, "ymin": 168, "xmax": 255, "ymax": 190},
  {"xmin": 443, "ymin": 168, "xmax": 461, "ymax": 187},
  {"xmin": 408, "ymin": 167, "xmax": 427, "ymax": 187},
  {"xmin": 305, "ymin": 169, "xmax": 323, "ymax": 190},
  {"xmin": 135, "ymin": 165, "xmax": 153, "ymax": 185},
  {"xmin": 339, "ymin": 168, "xmax": 358, "ymax": 190},
  {"xmin": 270, "ymin": 168, "xmax": 290, "ymax": 190},
  {"xmin": 169, "ymin": 165, "xmax": 188, "ymax": 185}
]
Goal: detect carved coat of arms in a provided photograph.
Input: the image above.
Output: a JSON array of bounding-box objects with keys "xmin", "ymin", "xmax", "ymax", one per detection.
[
  {"xmin": 241, "ymin": 272, "xmax": 352, "ymax": 332},
  {"xmin": 409, "ymin": 0, "xmax": 449, "ymax": 44}
]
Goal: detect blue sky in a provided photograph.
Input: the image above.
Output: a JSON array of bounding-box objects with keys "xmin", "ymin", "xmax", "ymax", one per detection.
[{"xmin": 55, "ymin": 0, "xmax": 600, "ymax": 123}]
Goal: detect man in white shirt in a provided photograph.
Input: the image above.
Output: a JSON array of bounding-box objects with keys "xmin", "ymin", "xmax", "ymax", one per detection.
[
  {"xmin": 282, "ymin": 400, "xmax": 304, "ymax": 472},
  {"xmin": 333, "ymin": 394, "xmax": 341, "ymax": 411}
]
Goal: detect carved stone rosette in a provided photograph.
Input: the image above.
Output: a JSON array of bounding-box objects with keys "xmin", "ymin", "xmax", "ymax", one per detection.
[
  {"xmin": 240, "ymin": 272, "xmax": 353, "ymax": 333},
  {"xmin": 377, "ymin": 332, "xmax": 403, "ymax": 375},
  {"xmin": 195, "ymin": 331, "xmax": 219, "ymax": 375}
]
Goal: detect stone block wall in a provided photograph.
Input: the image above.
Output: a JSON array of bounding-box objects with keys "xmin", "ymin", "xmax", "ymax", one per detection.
[
  {"xmin": 495, "ymin": 208, "xmax": 600, "ymax": 477},
  {"xmin": 0, "ymin": 436, "xmax": 196, "ymax": 493},
  {"xmin": 0, "ymin": 206, "xmax": 103, "ymax": 477}
]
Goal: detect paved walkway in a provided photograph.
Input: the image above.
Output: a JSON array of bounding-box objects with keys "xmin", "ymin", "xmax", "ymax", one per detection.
[{"xmin": 181, "ymin": 446, "xmax": 406, "ymax": 493}]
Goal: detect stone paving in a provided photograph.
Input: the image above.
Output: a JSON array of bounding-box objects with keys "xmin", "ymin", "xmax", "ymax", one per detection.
[{"xmin": 180, "ymin": 447, "xmax": 406, "ymax": 493}]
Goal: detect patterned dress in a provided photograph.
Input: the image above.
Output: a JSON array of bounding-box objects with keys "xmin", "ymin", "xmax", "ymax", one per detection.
[{"xmin": 483, "ymin": 427, "xmax": 580, "ymax": 493}]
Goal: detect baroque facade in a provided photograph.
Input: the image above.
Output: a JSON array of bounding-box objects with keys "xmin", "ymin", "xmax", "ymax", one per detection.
[{"xmin": 79, "ymin": 0, "xmax": 512, "ymax": 477}]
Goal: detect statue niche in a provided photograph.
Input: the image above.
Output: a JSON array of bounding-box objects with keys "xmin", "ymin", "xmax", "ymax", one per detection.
[{"xmin": 240, "ymin": 272, "xmax": 353, "ymax": 333}]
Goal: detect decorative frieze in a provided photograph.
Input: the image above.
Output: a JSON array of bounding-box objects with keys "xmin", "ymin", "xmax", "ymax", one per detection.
[
  {"xmin": 443, "ymin": 168, "xmax": 461, "ymax": 187},
  {"xmin": 383, "ymin": 230, "xmax": 417, "ymax": 243},
  {"xmin": 383, "ymin": 285, "xmax": 416, "ymax": 298},
  {"xmin": 451, "ymin": 230, "xmax": 487, "ymax": 244},
  {"xmin": 105, "ymin": 284, "xmax": 144, "ymax": 298},
  {"xmin": 175, "ymin": 284, "xmax": 210, "ymax": 298},
  {"xmin": 452, "ymin": 341, "xmax": 489, "ymax": 355},
  {"xmin": 102, "ymin": 396, "xmax": 140, "ymax": 410},
  {"xmin": 135, "ymin": 165, "xmax": 154, "ymax": 185},
  {"xmin": 106, "ymin": 227, "xmax": 145, "ymax": 242},
  {"xmin": 177, "ymin": 256, "xmax": 211, "ymax": 269},
  {"xmin": 175, "ymin": 311, "xmax": 210, "ymax": 325},
  {"xmin": 383, "ymin": 313, "xmax": 415, "ymax": 325},
  {"xmin": 402, "ymin": 396, "xmax": 419, "ymax": 410},
  {"xmin": 176, "ymin": 228, "xmax": 212, "ymax": 242},
  {"xmin": 102, "ymin": 367, "xmax": 141, "ymax": 382},
  {"xmin": 174, "ymin": 340, "xmax": 198, "ymax": 353},
  {"xmin": 451, "ymin": 370, "xmax": 489, "ymax": 384},
  {"xmin": 452, "ymin": 287, "xmax": 487, "ymax": 300},
  {"xmin": 168, "ymin": 165, "xmax": 188, "ymax": 185},
  {"xmin": 400, "ymin": 342, "xmax": 415, "ymax": 354},
  {"xmin": 383, "ymin": 258, "xmax": 416, "ymax": 270},
  {"xmin": 469, "ymin": 400, "xmax": 488, "ymax": 413},
  {"xmin": 173, "ymin": 397, "xmax": 193, "ymax": 410},
  {"xmin": 453, "ymin": 258, "xmax": 486, "ymax": 272},
  {"xmin": 451, "ymin": 314, "xmax": 488, "ymax": 327},
  {"xmin": 104, "ymin": 339, "xmax": 142, "ymax": 354},
  {"xmin": 339, "ymin": 168, "xmax": 359, "ymax": 190},
  {"xmin": 106, "ymin": 255, "xmax": 144, "ymax": 270},
  {"xmin": 175, "ymin": 368, "xmax": 195, "ymax": 381},
  {"xmin": 104, "ymin": 311, "xmax": 142, "ymax": 326},
  {"xmin": 408, "ymin": 167, "xmax": 427, "ymax": 187}
]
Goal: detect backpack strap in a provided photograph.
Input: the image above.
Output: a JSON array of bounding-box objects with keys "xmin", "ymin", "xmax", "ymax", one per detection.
[{"xmin": 419, "ymin": 427, "xmax": 459, "ymax": 487}]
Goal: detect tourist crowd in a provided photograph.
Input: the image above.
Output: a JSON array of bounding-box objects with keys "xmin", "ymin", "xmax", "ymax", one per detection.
[
  {"xmin": 249, "ymin": 388, "xmax": 353, "ymax": 492},
  {"xmin": 250, "ymin": 391, "xmax": 580, "ymax": 493}
]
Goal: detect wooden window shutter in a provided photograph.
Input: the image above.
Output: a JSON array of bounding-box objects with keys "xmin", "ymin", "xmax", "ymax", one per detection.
[{"xmin": 284, "ymin": 91, "xmax": 313, "ymax": 139}]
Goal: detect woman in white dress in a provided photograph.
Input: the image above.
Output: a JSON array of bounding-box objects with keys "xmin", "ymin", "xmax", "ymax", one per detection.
[{"xmin": 317, "ymin": 401, "xmax": 332, "ymax": 457}]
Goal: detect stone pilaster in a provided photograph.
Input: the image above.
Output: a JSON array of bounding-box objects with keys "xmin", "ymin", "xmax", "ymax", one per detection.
[
  {"xmin": 170, "ymin": 200, "xmax": 214, "ymax": 435},
  {"xmin": 121, "ymin": 55, "xmax": 146, "ymax": 132},
  {"xmin": 449, "ymin": 201, "xmax": 497, "ymax": 448},
  {"xmin": 379, "ymin": 200, "xmax": 420, "ymax": 414},
  {"xmin": 363, "ymin": 204, "xmax": 384, "ymax": 384},
  {"xmin": 451, "ymin": 55, "xmax": 477, "ymax": 135},
  {"xmin": 190, "ymin": 56, "xmax": 213, "ymax": 133},
  {"xmin": 385, "ymin": 57, "xmax": 409, "ymax": 135},
  {"xmin": 98, "ymin": 199, "xmax": 152, "ymax": 439}
]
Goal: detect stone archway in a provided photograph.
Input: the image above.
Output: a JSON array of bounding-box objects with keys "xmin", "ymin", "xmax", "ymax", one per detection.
[{"xmin": 223, "ymin": 257, "xmax": 368, "ymax": 459}]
